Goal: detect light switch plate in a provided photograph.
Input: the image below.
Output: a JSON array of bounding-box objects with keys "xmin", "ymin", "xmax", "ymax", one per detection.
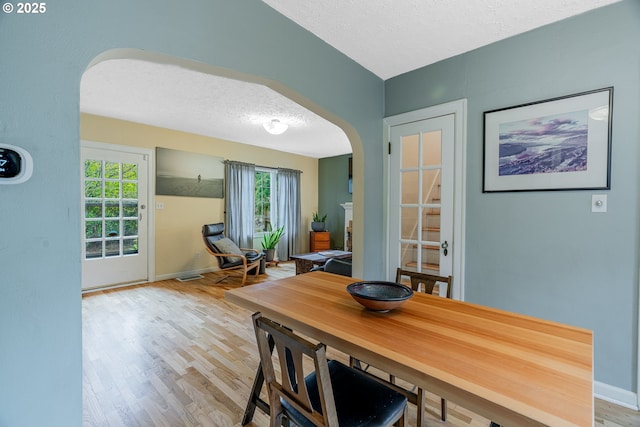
[{"xmin": 592, "ymin": 194, "xmax": 607, "ymax": 213}]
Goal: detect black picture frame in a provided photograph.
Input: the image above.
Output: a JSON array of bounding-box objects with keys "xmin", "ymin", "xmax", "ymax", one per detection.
[{"xmin": 483, "ymin": 87, "xmax": 613, "ymax": 193}]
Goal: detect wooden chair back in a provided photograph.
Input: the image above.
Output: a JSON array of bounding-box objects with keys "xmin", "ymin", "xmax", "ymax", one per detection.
[
  {"xmin": 395, "ymin": 268, "xmax": 452, "ymax": 299},
  {"xmin": 252, "ymin": 312, "xmax": 339, "ymax": 426},
  {"xmin": 394, "ymin": 268, "xmax": 452, "ymax": 424}
]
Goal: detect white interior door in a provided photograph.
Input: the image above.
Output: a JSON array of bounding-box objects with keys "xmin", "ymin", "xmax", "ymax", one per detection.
[
  {"xmin": 81, "ymin": 145, "xmax": 149, "ymax": 290},
  {"xmin": 389, "ymin": 114, "xmax": 455, "ymax": 289}
]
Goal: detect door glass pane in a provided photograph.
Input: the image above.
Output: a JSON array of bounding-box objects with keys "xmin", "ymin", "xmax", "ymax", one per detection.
[
  {"xmin": 422, "ymin": 244, "xmax": 439, "ymax": 271},
  {"xmin": 401, "ymin": 134, "xmax": 419, "ymax": 168},
  {"xmin": 400, "ymin": 207, "xmax": 418, "ymax": 240},
  {"xmin": 423, "ymin": 207, "xmax": 440, "ymax": 242},
  {"xmin": 123, "ymin": 201, "xmax": 138, "ymax": 217},
  {"xmin": 123, "ymin": 238, "xmax": 138, "ymax": 255},
  {"xmin": 422, "ymin": 169, "xmax": 441, "ymax": 203},
  {"xmin": 104, "ymin": 200, "xmax": 120, "ymax": 218},
  {"xmin": 400, "ymin": 242, "xmax": 417, "ymax": 272},
  {"xmin": 85, "ymin": 201, "xmax": 102, "ymax": 218},
  {"xmin": 104, "ymin": 181, "xmax": 120, "ymax": 198},
  {"xmin": 85, "ymin": 221, "xmax": 102, "ymax": 239},
  {"xmin": 85, "ymin": 241, "xmax": 102, "ymax": 259},
  {"xmin": 105, "ymin": 240, "xmax": 120, "ymax": 257},
  {"xmin": 123, "ymin": 182, "xmax": 137, "ymax": 199},
  {"xmin": 122, "ymin": 163, "xmax": 138, "ymax": 180},
  {"xmin": 104, "ymin": 162, "xmax": 120, "ymax": 179},
  {"xmin": 401, "ymin": 171, "xmax": 418, "ymax": 204},
  {"xmin": 105, "ymin": 220, "xmax": 120, "ymax": 237},
  {"xmin": 85, "ymin": 181, "xmax": 101, "ymax": 198},
  {"xmin": 422, "ymin": 130, "xmax": 442, "ymax": 166},
  {"xmin": 123, "ymin": 220, "xmax": 138, "ymax": 237},
  {"xmin": 84, "ymin": 160, "xmax": 102, "ymax": 178}
]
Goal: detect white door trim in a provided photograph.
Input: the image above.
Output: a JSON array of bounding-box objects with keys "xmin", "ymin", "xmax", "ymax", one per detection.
[
  {"xmin": 383, "ymin": 99, "xmax": 467, "ymax": 300},
  {"xmin": 80, "ymin": 140, "xmax": 156, "ymax": 287}
]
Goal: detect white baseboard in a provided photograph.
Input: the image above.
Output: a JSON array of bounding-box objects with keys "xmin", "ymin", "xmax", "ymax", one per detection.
[
  {"xmin": 595, "ymin": 380, "xmax": 638, "ymax": 410},
  {"xmin": 82, "ymin": 268, "xmax": 220, "ymax": 294},
  {"xmin": 81, "ymin": 279, "xmax": 149, "ymax": 294},
  {"xmin": 155, "ymin": 267, "xmax": 217, "ymax": 282}
]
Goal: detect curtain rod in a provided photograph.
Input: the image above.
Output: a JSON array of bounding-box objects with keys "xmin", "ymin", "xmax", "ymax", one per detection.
[{"xmin": 224, "ymin": 159, "xmax": 303, "ymax": 174}]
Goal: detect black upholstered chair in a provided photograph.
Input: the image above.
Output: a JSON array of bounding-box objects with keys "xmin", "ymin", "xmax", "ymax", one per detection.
[
  {"xmin": 202, "ymin": 223, "xmax": 264, "ymax": 286},
  {"xmin": 252, "ymin": 312, "xmax": 407, "ymax": 427},
  {"xmin": 310, "ymin": 257, "xmax": 352, "ymax": 277}
]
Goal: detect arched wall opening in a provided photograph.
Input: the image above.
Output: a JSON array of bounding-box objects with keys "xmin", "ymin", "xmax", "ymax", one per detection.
[{"xmin": 81, "ymin": 48, "xmax": 365, "ymax": 279}]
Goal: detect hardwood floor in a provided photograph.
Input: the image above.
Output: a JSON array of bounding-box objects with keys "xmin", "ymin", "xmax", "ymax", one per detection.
[{"xmin": 83, "ymin": 263, "xmax": 639, "ymax": 427}]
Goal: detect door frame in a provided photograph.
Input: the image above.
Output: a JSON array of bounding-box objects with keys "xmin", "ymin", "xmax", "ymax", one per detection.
[
  {"xmin": 80, "ymin": 140, "xmax": 156, "ymax": 289},
  {"xmin": 383, "ymin": 99, "xmax": 467, "ymax": 299}
]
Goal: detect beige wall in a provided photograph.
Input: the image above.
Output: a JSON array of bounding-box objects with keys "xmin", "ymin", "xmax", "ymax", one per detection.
[{"xmin": 81, "ymin": 113, "xmax": 318, "ymax": 279}]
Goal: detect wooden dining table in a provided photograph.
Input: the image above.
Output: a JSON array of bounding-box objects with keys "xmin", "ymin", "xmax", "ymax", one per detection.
[{"xmin": 225, "ymin": 271, "xmax": 593, "ymax": 427}]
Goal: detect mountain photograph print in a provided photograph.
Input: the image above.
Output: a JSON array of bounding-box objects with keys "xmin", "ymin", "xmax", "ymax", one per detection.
[{"xmin": 483, "ymin": 88, "xmax": 612, "ymax": 192}]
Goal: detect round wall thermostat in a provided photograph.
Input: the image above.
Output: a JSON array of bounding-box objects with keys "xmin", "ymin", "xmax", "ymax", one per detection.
[{"xmin": 0, "ymin": 144, "xmax": 33, "ymax": 184}]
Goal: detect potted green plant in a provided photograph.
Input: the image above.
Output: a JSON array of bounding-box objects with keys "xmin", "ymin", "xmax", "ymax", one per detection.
[
  {"xmin": 261, "ymin": 225, "xmax": 284, "ymax": 262},
  {"xmin": 311, "ymin": 212, "xmax": 327, "ymax": 232}
]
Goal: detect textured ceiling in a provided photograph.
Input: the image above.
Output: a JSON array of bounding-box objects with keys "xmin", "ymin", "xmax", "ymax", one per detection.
[
  {"xmin": 263, "ymin": 0, "xmax": 622, "ymax": 80},
  {"xmin": 80, "ymin": 0, "xmax": 621, "ymax": 158},
  {"xmin": 81, "ymin": 60, "xmax": 351, "ymax": 159}
]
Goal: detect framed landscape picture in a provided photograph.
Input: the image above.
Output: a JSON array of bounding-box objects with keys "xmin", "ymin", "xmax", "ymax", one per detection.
[
  {"xmin": 483, "ymin": 87, "xmax": 613, "ymax": 192},
  {"xmin": 156, "ymin": 148, "xmax": 224, "ymax": 198}
]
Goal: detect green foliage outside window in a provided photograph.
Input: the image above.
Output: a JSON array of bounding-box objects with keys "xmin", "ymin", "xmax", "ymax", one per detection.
[{"xmin": 255, "ymin": 171, "xmax": 272, "ymax": 232}]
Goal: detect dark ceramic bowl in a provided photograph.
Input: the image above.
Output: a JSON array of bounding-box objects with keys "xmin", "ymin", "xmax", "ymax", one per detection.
[{"xmin": 346, "ymin": 281, "xmax": 413, "ymax": 312}]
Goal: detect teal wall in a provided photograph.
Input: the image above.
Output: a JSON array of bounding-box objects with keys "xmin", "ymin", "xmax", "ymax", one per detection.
[
  {"xmin": 0, "ymin": 1, "xmax": 383, "ymax": 425},
  {"xmin": 319, "ymin": 154, "xmax": 353, "ymax": 249},
  {"xmin": 386, "ymin": 0, "xmax": 639, "ymax": 394},
  {"xmin": 2, "ymin": 1, "xmax": 637, "ymax": 424}
]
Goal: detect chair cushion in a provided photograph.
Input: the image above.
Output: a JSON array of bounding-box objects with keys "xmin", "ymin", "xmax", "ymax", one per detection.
[
  {"xmin": 202, "ymin": 223, "xmax": 225, "ymax": 240},
  {"xmin": 323, "ymin": 258, "xmax": 352, "ymax": 277},
  {"xmin": 245, "ymin": 251, "xmax": 264, "ymax": 262},
  {"xmin": 282, "ymin": 360, "xmax": 407, "ymax": 427},
  {"xmin": 212, "ymin": 237, "xmax": 243, "ymax": 263}
]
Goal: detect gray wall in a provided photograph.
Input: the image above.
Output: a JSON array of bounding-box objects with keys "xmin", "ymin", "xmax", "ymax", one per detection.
[
  {"xmin": 319, "ymin": 154, "xmax": 353, "ymax": 249},
  {"xmin": 386, "ymin": 0, "xmax": 639, "ymax": 394},
  {"xmin": 0, "ymin": 1, "xmax": 383, "ymax": 425}
]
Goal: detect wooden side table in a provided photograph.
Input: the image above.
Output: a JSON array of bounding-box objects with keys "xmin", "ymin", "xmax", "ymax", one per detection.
[{"xmin": 310, "ymin": 231, "xmax": 330, "ymax": 252}]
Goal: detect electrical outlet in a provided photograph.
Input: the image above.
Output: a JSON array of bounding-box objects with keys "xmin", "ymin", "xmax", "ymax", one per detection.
[{"xmin": 156, "ymin": 202, "xmax": 165, "ymax": 210}]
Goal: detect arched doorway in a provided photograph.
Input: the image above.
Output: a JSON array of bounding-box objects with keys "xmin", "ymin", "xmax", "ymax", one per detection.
[{"xmin": 79, "ymin": 49, "xmax": 364, "ymax": 288}]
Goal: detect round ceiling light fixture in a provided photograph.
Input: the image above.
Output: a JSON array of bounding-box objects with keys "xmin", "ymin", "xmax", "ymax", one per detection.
[{"xmin": 263, "ymin": 119, "xmax": 288, "ymax": 135}]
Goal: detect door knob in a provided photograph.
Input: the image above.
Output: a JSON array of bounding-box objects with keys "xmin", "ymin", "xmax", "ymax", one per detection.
[{"xmin": 441, "ymin": 240, "xmax": 448, "ymax": 256}]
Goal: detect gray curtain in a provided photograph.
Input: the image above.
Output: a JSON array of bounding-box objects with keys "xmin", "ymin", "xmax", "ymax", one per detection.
[
  {"xmin": 224, "ymin": 160, "xmax": 255, "ymax": 248},
  {"xmin": 276, "ymin": 168, "xmax": 302, "ymax": 261}
]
